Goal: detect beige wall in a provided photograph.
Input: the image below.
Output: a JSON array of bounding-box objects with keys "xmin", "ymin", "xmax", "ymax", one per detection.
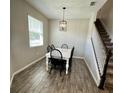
[
  {"xmin": 49, "ymin": 19, "xmax": 89, "ymax": 57},
  {"xmin": 97, "ymin": 0, "xmax": 113, "ymax": 41},
  {"xmin": 10, "ymin": 0, "xmax": 49, "ymax": 78}
]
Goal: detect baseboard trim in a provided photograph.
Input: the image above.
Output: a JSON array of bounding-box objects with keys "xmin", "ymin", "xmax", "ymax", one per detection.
[
  {"xmin": 73, "ymin": 56, "xmax": 84, "ymax": 59},
  {"xmin": 10, "ymin": 56, "xmax": 45, "ymax": 86},
  {"xmin": 83, "ymin": 57, "xmax": 100, "ymax": 86}
]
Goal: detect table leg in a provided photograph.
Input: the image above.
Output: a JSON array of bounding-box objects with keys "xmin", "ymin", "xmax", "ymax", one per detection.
[
  {"xmin": 46, "ymin": 56, "xmax": 48, "ymax": 71},
  {"xmin": 66, "ymin": 59, "xmax": 69, "ymax": 74}
]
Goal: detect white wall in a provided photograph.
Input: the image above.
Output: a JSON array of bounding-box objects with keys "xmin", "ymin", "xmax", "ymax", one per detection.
[
  {"xmin": 84, "ymin": 0, "xmax": 113, "ymax": 86},
  {"xmin": 10, "ymin": 0, "xmax": 49, "ymax": 78},
  {"xmin": 49, "ymin": 19, "xmax": 89, "ymax": 57},
  {"xmin": 92, "ymin": 25, "xmax": 106, "ymax": 75},
  {"xmin": 84, "ymin": 13, "xmax": 101, "ymax": 86},
  {"xmin": 84, "ymin": 11, "xmax": 110, "ymax": 86}
]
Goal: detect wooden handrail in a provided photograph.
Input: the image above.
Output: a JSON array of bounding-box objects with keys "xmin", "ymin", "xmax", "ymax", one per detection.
[{"xmin": 91, "ymin": 37, "xmax": 102, "ymax": 77}]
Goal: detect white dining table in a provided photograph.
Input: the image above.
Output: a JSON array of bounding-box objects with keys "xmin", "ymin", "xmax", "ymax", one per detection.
[{"xmin": 45, "ymin": 48, "xmax": 72, "ymax": 74}]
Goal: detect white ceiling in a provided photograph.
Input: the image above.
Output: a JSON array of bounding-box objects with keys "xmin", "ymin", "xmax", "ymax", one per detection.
[{"xmin": 26, "ymin": 0, "xmax": 107, "ymax": 19}]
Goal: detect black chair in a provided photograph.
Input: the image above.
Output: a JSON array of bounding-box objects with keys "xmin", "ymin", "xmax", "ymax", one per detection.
[
  {"xmin": 69, "ymin": 47, "xmax": 74, "ymax": 72},
  {"xmin": 47, "ymin": 45, "xmax": 52, "ymax": 69},
  {"xmin": 51, "ymin": 44, "xmax": 55, "ymax": 50},
  {"xmin": 49, "ymin": 49, "xmax": 66, "ymax": 76},
  {"xmin": 61, "ymin": 44, "xmax": 68, "ymax": 49},
  {"xmin": 47, "ymin": 45, "xmax": 52, "ymax": 53}
]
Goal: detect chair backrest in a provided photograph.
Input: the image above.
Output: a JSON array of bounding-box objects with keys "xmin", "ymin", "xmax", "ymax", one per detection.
[
  {"xmin": 50, "ymin": 49, "xmax": 63, "ymax": 59},
  {"xmin": 47, "ymin": 45, "xmax": 52, "ymax": 52},
  {"xmin": 61, "ymin": 44, "xmax": 68, "ymax": 49},
  {"xmin": 51, "ymin": 44, "xmax": 55, "ymax": 50},
  {"xmin": 70, "ymin": 47, "xmax": 74, "ymax": 59}
]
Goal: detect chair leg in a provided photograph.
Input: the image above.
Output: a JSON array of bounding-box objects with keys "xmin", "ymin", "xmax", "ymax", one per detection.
[
  {"xmin": 49, "ymin": 67, "xmax": 53, "ymax": 74},
  {"xmin": 69, "ymin": 61, "xmax": 72, "ymax": 72},
  {"xmin": 60, "ymin": 64, "xmax": 65, "ymax": 76},
  {"xmin": 54, "ymin": 65, "xmax": 56, "ymax": 69},
  {"xmin": 60, "ymin": 67, "xmax": 62, "ymax": 76},
  {"xmin": 60, "ymin": 70, "xmax": 61, "ymax": 76}
]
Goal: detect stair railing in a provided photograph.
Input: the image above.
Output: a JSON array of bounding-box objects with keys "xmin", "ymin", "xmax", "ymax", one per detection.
[
  {"xmin": 91, "ymin": 37, "xmax": 102, "ymax": 77},
  {"xmin": 94, "ymin": 19, "xmax": 112, "ymax": 89},
  {"xmin": 98, "ymin": 49, "xmax": 112, "ymax": 89}
]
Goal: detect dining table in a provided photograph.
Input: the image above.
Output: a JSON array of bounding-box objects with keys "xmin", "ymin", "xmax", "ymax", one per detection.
[{"xmin": 45, "ymin": 48, "xmax": 72, "ymax": 74}]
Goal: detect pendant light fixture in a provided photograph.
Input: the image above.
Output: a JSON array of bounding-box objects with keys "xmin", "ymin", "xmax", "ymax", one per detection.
[{"xmin": 59, "ymin": 7, "xmax": 67, "ymax": 31}]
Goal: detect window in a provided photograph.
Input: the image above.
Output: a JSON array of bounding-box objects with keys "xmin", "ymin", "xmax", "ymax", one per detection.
[{"xmin": 28, "ymin": 15, "xmax": 43, "ymax": 47}]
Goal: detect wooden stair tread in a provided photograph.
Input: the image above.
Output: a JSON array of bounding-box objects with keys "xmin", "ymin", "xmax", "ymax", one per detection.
[
  {"xmin": 106, "ymin": 68, "xmax": 113, "ymax": 78},
  {"xmin": 105, "ymin": 76, "xmax": 113, "ymax": 91},
  {"xmin": 101, "ymin": 34, "xmax": 109, "ymax": 36},
  {"xmin": 101, "ymin": 35, "xmax": 109, "ymax": 38},
  {"xmin": 103, "ymin": 38, "xmax": 111, "ymax": 42},
  {"xmin": 106, "ymin": 77, "xmax": 113, "ymax": 84},
  {"xmin": 105, "ymin": 77, "xmax": 113, "ymax": 88},
  {"xmin": 94, "ymin": 22, "xmax": 106, "ymax": 31},
  {"xmin": 107, "ymin": 68, "xmax": 113, "ymax": 74},
  {"xmin": 109, "ymin": 56, "xmax": 113, "ymax": 62},
  {"xmin": 99, "ymin": 32, "xmax": 108, "ymax": 35},
  {"xmin": 99, "ymin": 31, "xmax": 107, "ymax": 34},
  {"xmin": 95, "ymin": 22, "xmax": 106, "ymax": 31},
  {"xmin": 103, "ymin": 40, "xmax": 111, "ymax": 43},
  {"xmin": 108, "ymin": 62, "xmax": 113, "ymax": 68},
  {"xmin": 105, "ymin": 42, "xmax": 113, "ymax": 46},
  {"xmin": 106, "ymin": 45, "xmax": 113, "ymax": 49},
  {"xmin": 105, "ymin": 84, "xmax": 113, "ymax": 90},
  {"xmin": 106, "ymin": 46, "xmax": 113, "ymax": 50},
  {"xmin": 102, "ymin": 37, "xmax": 110, "ymax": 40}
]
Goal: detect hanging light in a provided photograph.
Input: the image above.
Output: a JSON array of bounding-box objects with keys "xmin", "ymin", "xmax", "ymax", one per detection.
[{"xmin": 59, "ymin": 7, "xmax": 67, "ymax": 31}]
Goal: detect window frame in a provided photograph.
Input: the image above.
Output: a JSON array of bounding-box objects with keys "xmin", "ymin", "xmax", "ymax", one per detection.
[{"xmin": 28, "ymin": 15, "xmax": 43, "ymax": 48}]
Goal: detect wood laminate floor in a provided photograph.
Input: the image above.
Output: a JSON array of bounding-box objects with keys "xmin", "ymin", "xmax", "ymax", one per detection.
[{"xmin": 11, "ymin": 58, "xmax": 110, "ymax": 93}]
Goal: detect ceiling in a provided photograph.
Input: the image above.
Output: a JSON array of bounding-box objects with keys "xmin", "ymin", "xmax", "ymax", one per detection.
[{"xmin": 26, "ymin": 0, "xmax": 107, "ymax": 19}]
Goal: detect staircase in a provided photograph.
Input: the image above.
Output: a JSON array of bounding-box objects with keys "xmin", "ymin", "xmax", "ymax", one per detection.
[{"xmin": 94, "ymin": 19, "xmax": 113, "ymax": 92}]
